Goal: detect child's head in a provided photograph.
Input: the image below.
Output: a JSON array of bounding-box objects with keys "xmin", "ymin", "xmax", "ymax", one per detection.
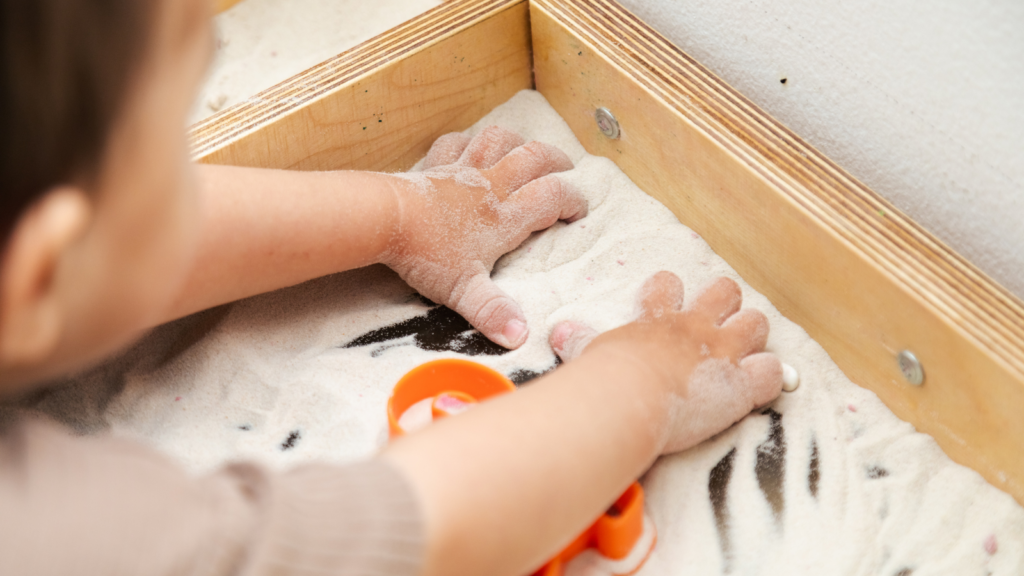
[{"xmin": 1, "ymin": 0, "xmax": 214, "ymax": 388}]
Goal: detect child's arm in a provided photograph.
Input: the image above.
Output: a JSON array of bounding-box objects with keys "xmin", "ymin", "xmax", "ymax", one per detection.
[
  {"xmin": 166, "ymin": 127, "xmax": 585, "ymax": 348},
  {"xmin": 0, "ymin": 272, "xmax": 777, "ymax": 576},
  {"xmin": 384, "ymin": 271, "xmax": 783, "ymax": 576}
]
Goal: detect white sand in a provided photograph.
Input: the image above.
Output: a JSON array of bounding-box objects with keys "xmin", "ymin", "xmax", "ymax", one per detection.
[
  {"xmin": 190, "ymin": 0, "xmax": 441, "ymax": 124},
  {"xmin": 41, "ymin": 91, "xmax": 1024, "ymax": 574}
]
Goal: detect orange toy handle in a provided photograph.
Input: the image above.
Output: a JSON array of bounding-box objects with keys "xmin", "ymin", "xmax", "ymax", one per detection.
[
  {"xmin": 594, "ymin": 482, "xmax": 645, "ymax": 560},
  {"xmin": 534, "ymin": 481, "xmax": 646, "ymax": 576},
  {"xmin": 387, "ymin": 358, "xmax": 515, "ymax": 437}
]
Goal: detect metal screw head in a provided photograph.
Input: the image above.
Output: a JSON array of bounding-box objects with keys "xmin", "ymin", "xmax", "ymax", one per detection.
[
  {"xmin": 595, "ymin": 107, "xmax": 620, "ymax": 139},
  {"xmin": 897, "ymin": 350, "xmax": 924, "ymax": 386}
]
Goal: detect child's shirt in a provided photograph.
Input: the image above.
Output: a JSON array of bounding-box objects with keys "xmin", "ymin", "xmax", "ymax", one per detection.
[{"xmin": 0, "ymin": 415, "xmax": 423, "ymax": 575}]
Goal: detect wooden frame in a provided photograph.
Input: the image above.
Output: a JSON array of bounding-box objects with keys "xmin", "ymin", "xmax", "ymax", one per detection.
[{"xmin": 189, "ymin": 0, "xmax": 1024, "ymax": 504}]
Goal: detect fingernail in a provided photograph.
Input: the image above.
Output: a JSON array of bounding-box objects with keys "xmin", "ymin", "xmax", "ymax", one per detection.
[
  {"xmin": 502, "ymin": 319, "xmax": 528, "ymax": 347},
  {"xmin": 550, "ymin": 322, "xmax": 574, "ymax": 351}
]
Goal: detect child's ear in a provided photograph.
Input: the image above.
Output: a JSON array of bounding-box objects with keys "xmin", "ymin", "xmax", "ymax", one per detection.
[{"xmin": 0, "ymin": 187, "xmax": 91, "ymax": 368}]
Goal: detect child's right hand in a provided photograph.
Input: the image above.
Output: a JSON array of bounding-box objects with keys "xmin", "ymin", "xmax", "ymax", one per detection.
[
  {"xmin": 382, "ymin": 127, "xmax": 587, "ymax": 350},
  {"xmin": 549, "ymin": 271, "xmax": 783, "ymax": 454}
]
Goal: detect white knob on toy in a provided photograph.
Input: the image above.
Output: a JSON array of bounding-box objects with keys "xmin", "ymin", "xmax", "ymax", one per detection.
[{"xmin": 782, "ymin": 363, "xmax": 800, "ymax": 392}]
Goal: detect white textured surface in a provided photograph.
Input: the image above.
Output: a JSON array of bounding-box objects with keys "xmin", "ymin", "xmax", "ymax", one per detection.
[
  {"xmin": 46, "ymin": 91, "xmax": 1024, "ymax": 575},
  {"xmin": 616, "ymin": 0, "xmax": 1024, "ymax": 298},
  {"xmin": 190, "ymin": 0, "xmax": 441, "ymax": 123}
]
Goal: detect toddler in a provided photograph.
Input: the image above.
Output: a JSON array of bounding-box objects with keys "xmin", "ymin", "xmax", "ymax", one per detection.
[{"xmin": 0, "ymin": 0, "xmax": 782, "ymax": 574}]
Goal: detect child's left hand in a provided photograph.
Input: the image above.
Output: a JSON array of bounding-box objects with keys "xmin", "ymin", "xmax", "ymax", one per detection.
[{"xmin": 381, "ymin": 127, "xmax": 587, "ymax": 349}]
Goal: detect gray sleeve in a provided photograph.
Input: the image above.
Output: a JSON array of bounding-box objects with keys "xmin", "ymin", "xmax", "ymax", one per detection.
[{"xmin": 0, "ymin": 416, "xmax": 423, "ymax": 576}]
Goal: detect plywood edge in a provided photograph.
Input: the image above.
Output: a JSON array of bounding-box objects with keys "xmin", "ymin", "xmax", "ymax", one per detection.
[
  {"xmin": 532, "ymin": 0, "xmax": 1024, "ymax": 504},
  {"xmin": 188, "ymin": 0, "xmax": 532, "ymax": 172}
]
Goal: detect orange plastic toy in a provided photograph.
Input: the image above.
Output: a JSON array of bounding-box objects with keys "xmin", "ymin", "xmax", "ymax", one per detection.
[
  {"xmin": 387, "ymin": 358, "xmax": 515, "ymax": 437},
  {"xmin": 387, "ymin": 359, "xmax": 657, "ymax": 576},
  {"xmin": 534, "ymin": 481, "xmax": 656, "ymax": 576}
]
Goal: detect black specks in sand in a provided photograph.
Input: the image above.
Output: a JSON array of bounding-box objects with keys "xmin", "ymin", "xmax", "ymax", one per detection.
[
  {"xmin": 867, "ymin": 466, "xmax": 889, "ymax": 479},
  {"xmin": 755, "ymin": 409, "xmax": 786, "ymax": 519},
  {"xmin": 280, "ymin": 430, "xmax": 301, "ymax": 451},
  {"xmin": 343, "ymin": 296, "xmax": 508, "ymax": 357},
  {"xmin": 893, "ymin": 568, "xmax": 913, "ymax": 576},
  {"xmin": 709, "ymin": 447, "xmax": 737, "ymax": 567},
  {"xmin": 507, "ymin": 357, "xmax": 561, "ymax": 386},
  {"xmin": 369, "ymin": 342, "xmax": 411, "ymax": 358},
  {"xmin": 808, "ymin": 438, "xmax": 821, "ymax": 498},
  {"xmin": 238, "ymin": 424, "xmax": 251, "ymax": 431},
  {"xmin": 345, "ymin": 294, "xmax": 562, "ymax": 384},
  {"xmin": 508, "ymin": 368, "xmax": 545, "ymax": 385},
  {"xmin": 780, "ymin": 77, "xmax": 788, "ymax": 85}
]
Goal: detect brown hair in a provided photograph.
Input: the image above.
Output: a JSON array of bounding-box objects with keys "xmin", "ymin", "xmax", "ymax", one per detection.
[{"xmin": 1, "ymin": 0, "xmax": 155, "ymax": 244}]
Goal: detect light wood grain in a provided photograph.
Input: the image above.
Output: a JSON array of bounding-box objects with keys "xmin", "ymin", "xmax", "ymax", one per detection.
[
  {"xmin": 189, "ymin": 0, "xmax": 532, "ymax": 172},
  {"xmin": 532, "ymin": 0, "xmax": 1024, "ymax": 504}
]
